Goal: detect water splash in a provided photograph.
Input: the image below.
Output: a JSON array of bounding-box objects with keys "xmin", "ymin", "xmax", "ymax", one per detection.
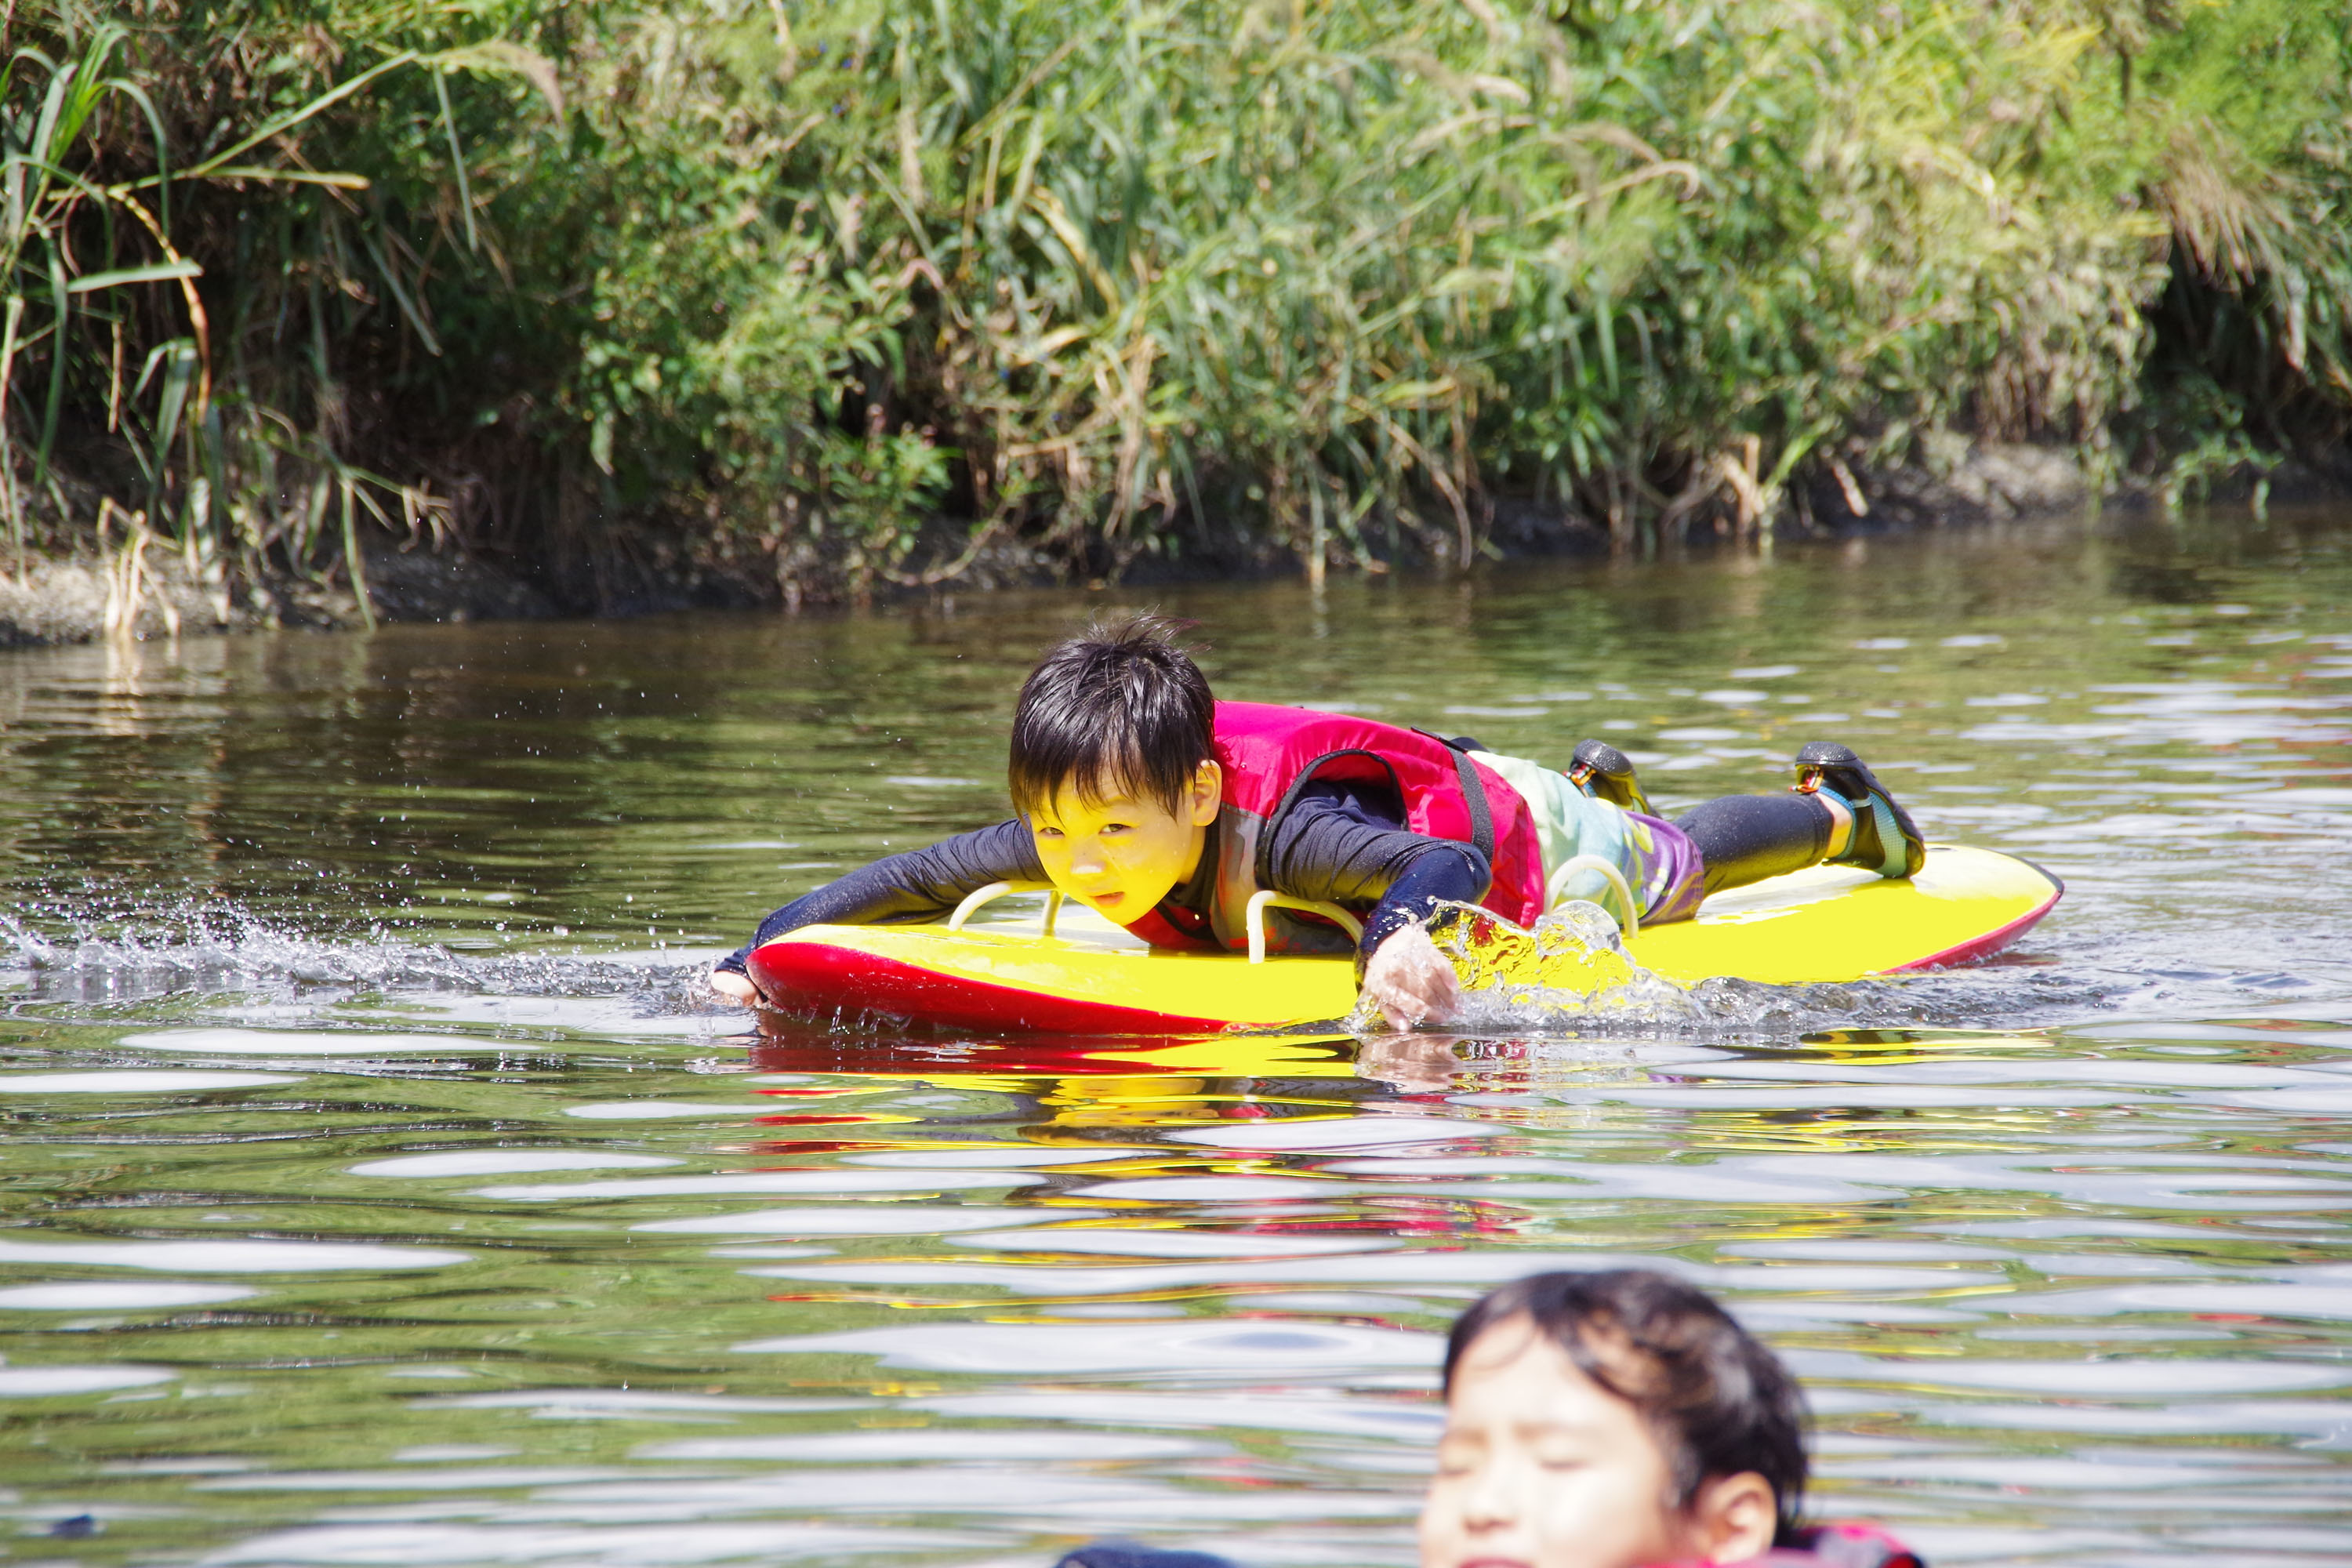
[
  {"xmin": 1347, "ymin": 900, "xmax": 1703, "ymax": 1035},
  {"xmin": 1344, "ymin": 900, "xmax": 2148, "ymax": 1041},
  {"xmin": 0, "ymin": 902, "xmax": 715, "ymax": 1014}
]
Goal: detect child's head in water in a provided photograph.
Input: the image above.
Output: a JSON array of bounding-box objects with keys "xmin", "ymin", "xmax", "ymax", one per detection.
[{"xmin": 1421, "ymin": 1269, "xmax": 1807, "ymax": 1568}]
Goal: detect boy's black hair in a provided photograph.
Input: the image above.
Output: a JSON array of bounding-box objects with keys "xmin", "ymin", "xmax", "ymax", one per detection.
[
  {"xmin": 1008, "ymin": 615, "xmax": 1217, "ymax": 818},
  {"xmin": 1443, "ymin": 1269, "xmax": 1809, "ymax": 1542}
]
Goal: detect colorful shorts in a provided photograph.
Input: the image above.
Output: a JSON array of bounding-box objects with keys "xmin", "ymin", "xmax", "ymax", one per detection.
[{"xmin": 1470, "ymin": 751, "xmax": 1708, "ymax": 929}]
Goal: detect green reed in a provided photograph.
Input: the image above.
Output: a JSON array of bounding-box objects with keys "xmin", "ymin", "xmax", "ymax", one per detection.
[{"xmin": 6, "ymin": 0, "xmax": 2350, "ymax": 612}]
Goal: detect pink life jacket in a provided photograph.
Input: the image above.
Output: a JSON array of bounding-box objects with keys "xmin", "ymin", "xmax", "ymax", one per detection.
[
  {"xmin": 1055, "ymin": 1522, "xmax": 1921, "ymax": 1568},
  {"xmin": 1136, "ymin": 701, "xmax": 1546, "ymax": 956},
  {"xmin": 1658, "ymin": 1524, "xmax": 1925, "ymax": 1568}
]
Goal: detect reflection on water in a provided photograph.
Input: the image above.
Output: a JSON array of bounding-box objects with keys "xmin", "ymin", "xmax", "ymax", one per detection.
[{"xmin": 2, "ymin": 512, "xmax": 2350, "ymax": 1566}]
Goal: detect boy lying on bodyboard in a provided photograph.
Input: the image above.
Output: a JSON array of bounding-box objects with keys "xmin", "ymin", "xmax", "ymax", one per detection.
[{"xmin": 713, "ymin": 616, "xmax": 1921, "ymax": 1028}]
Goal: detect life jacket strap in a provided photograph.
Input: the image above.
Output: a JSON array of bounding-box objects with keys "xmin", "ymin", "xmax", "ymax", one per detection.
[{"xmin": 1411, "ymin": 728, "xmax": 1499, "ymax": 863}]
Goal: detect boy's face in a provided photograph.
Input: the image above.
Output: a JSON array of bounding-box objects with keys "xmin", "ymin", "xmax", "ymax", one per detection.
[
  {"xmin": 1420, "ymin": 1319, "xmax": 1771, "ymax": 1568},
  {"xmin": 1027, "ymin": 761, "xmax": 1221, "ymax": 924}
]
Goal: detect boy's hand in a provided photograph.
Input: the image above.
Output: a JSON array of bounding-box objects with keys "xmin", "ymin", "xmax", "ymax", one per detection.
[
  {"xmin": 709, "ymin": 968, "xmax": 763, "ymax": 1007},
  {"xmin": 1360, "ymin": 924, "xmax": 1464, "ymax": 1030}
]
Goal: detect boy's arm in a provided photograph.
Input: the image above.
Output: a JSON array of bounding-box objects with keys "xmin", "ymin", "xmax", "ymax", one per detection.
[
  {"xmin": 1263, "ymin": 787, "xmax": 1487, "ymax": 1029},
  {"xmin": 714, "ymin": 820, "xmax": 1046, "ymax": 982},
  {"xmin": 1260, "ymin": 783, "xmax": 1490, "ymax": 961}
]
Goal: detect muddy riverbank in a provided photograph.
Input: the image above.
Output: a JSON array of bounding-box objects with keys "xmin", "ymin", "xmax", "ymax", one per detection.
[{"xmin": 3, "ymin": 441, "xmax": 2340, "ymax": 648}]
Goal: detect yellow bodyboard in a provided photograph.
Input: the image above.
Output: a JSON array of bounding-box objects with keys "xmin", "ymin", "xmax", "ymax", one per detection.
[{"xmin": 749, "ymin": 845, "xmax": 2059, "ymax": 1033}]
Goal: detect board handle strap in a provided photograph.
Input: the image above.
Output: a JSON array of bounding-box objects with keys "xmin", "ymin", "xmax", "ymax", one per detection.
[
  {"xmin": 947, "ymin": 880, "xmax": 1065, "ymax": 938},
  {"xmin": 1544, "ymin": 855, "xmax": 1641, "ymax": 939},
  {"xmin": 1246, "ymin": 891, "xmax": 1366, "ymax": 964}
]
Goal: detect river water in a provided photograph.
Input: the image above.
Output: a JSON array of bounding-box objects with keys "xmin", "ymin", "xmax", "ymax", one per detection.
[{"xmin": 2, "ymin": 510, "xmax": 2348, "ymax": 1568}]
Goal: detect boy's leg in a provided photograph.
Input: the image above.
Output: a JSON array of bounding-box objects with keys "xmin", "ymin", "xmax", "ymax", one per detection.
[
  {"xmin": 1674, "ymin": 742, "xmax": 1927, "ymax": 895},
  {"xmin": 1675, "ymin": 792, "xmax": 1838, "ymax": 895}
]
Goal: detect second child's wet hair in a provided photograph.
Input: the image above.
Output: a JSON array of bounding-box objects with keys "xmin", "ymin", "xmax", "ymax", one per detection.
[
  {"xmin": 1444, "ymin": 1269, "xmax": 1809, "ymax": 1541},
  {"xmin": 1008, "ymin": 615, "xmax": 1216, "ymax": 818}
]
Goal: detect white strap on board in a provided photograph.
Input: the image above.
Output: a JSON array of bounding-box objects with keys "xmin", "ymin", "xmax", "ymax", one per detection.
[
  {"xmin": 1544, "ymin": 854, "xmax": 1640, "ymax": 939},
  {"xmin": 1245, "ymin": 890, "xmax": 1366, "ymax": 964},
  {"xmin": 946, "ymin": 880, "xmax": 1064, "ymax": 938}
]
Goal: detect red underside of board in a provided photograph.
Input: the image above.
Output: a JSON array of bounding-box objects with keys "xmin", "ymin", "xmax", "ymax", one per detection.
[{"xmin": 746, "ymin": 940, "xmax": 1225, "ymax": 1034}]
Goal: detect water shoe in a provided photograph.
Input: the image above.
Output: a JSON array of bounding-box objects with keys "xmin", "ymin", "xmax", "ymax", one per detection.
[
  {"xmin": 1569, "ymin": 739, "xmax": 1653, "ymax": 816},
  {"xmin": 1791, "ymin": 741, "xmax": 1924, "ymax": 878}
]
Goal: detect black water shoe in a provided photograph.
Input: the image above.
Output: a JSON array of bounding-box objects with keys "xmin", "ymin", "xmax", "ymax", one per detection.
[
  {"xmin": 1569, "ymin": 739, "xmax": 1653, "ymax": 816},
  {"xmin": 1792, "ymin": 741, "xmax": 1925, "ymax": 878}
]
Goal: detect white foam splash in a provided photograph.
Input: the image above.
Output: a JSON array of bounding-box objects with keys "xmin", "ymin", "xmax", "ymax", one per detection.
[
  {"xmin": 0, "ymin": 902, "xmax": 718, "ymax": 1015},
  {"xmin": 1340, "ymin": 896, "xmax": 2136, "ymax": 1041},
  {"xmin": 1352, "ymin": 901, "xmax": 1703, "ymax": 1036}
]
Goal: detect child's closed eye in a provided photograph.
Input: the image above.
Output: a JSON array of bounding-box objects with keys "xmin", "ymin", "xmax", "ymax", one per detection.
[{"xmin": 1530, "ymin": 1439, "xmax": 1595, "ymax": 1472}]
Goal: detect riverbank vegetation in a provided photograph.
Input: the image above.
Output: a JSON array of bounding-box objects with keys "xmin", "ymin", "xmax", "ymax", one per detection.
[{"xmin": 9, "ymin": 0, "xmax": 2351, "ymax": 619}]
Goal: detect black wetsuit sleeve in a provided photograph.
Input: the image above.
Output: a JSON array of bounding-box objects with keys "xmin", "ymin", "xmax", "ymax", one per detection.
[
  {"xmin": 1261, "ymin": 782, "xmax": 1490, "ymax": 961},
  {"xmin": 717, "ymin": 820, "xmax": 1044, "ymax": 975}
]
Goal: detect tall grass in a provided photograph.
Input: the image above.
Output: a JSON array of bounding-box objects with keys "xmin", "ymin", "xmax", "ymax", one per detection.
[
  {"xmin": 8, "ymin": 0, "xmax": 2350, "ymax": 615},
  {"xmin": 2, "ymin": 2, "xmax": 567, "ymax": 619}
]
